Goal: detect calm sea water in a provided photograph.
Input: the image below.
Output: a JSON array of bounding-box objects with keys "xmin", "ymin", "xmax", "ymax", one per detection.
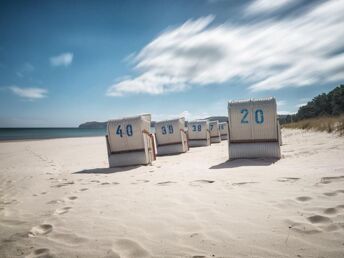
[{"xmin": 0, "ymin": 128, "xmax": 107, "ymax": 141}]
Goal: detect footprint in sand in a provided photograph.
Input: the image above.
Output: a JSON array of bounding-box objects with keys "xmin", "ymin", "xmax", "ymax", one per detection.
[
  {"xmin": 190, "ymin": 180, "xmax": 215, "ymax": 186},
  {"xmin": 79, "ymin": 188, "xmax": 88, "ymax": 192},
  {"xmin": 54, "ymin": 207, "xmax": 72, "ymax": 215},
  {"xmin": 156, "ymin": 181, "xmax": 176, "ymax": 186},
  {"xmin": 112, "ymin": 182, "xmax": 120, "ymax": 185},
  {"xmin": 232, "ymin": 181, "xmax": 258, "ymax": 186},
  {"xmin": 323, "ymin": 192, "xmax": 337, "ymax": 196},
  {"xmin": 137, "ymin": 179, "xmax": 150, "ymax": 183},
  {"xmin": 112, "ymin": 239, "xmax": 150, "ymax": 258},
  {"xmin": 67, "ymin": 196, "xmax": 78, "ymax": 200},
  {"xmin": 323, "ymin": 189, "xmax": 344, "ymax": 197},
  {"xmin": 296, "ymin": 196, "xmax": 312, "ymax": 202},
  {"xmin": 46, "ymin": 199, "xmax": 64, "ymax": 205},
  {"xmin": 277, "ymin": 177, "xmax": 300, "ymax": 183},
  {"xmin": 288, "ymin": 222, "xmax": 321, "ymax": 234},
  {"xmin": 26, "ymin": 248, "xmax": 54, "ymax": 258},
  {"xmin": 320, "ymin": 175, "xmax": 344, "ymax": 184},
  {"xmin": 52, "ymin": 181, "xmax": 74, "ymax": 188},
  {"xmin": 29, "ymin": 224, "xmax": 53, "ymax": 236},
  {"xmin": 101, "ymin": 182, "xmax": 110, "ymax": 185},
  {"xmin": 307, "ymin": 215, "xmax": 331, "ymax": 224},
  {"xmin": 323, "ymin": 207, "xmax": 337, "ymax": 215},
  {"xmin": 91, "ymin": 180, "xmax": 100, "ymax": 183}
]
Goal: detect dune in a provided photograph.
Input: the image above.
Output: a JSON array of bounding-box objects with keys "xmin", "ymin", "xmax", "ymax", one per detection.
[{"xmin": 0, "ymin": 129, "xmax": 344, "ymax": 257}]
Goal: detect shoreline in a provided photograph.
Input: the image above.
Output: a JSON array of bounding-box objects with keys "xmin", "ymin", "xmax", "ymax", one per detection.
[{"xmin": 0, "ymin": 134, "xmax": 105, "ymax": 143}]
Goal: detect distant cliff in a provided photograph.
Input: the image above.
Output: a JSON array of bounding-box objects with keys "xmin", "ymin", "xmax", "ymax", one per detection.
[
  {"xmin": 206, "ymin": 116, "xmax": 228, "ymax": 123},
  {"xmin": 79, "ymin": 117, "xmax": 228, "ymax": 129},
  {"xmin": 78, "ymin": 121, "xmax": 107, "ymax": 129},
  {"xmin": 79, "ymin": 115, "xmax": 293, "ymax": 128}
]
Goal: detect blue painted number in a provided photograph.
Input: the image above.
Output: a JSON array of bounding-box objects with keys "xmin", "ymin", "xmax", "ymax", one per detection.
[
  {"xmin": 240, "ymin": 109, "xmax": 264, "ymax": 124},
  {"xmin": 241, "ymin": 109, "xmax": 249, "ymax": 123},
  {"xmin": 162, "ymin": 125, "xmax": 174, "ymax": 135},
  {"xmin": 126, "ymin": 124, "xmax": 133, "ymax": 136},
  {"xmin": 116, "ymin": 124, "xmax": 133, "ymax": 137},
  {"xmin": 161, "ymin": 126, "xmax": 167, "ymax": 135},
  {"xmin": 168, "ymin": 125, "xmax": 174, "ymax": 134},
  {"xmin": 192, "ymin": 125, "xmax": 202, "ymax": 131},
  {"xmin": 255, "ymin": 109, "xmax": 264, "ymax": 124}
]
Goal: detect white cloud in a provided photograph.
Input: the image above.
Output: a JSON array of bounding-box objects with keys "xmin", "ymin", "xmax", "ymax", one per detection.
[
  {"xmin": 107, "ymin": 1, "xmax": 344, "ymax": 96},
  {"xmin": 153, "ymin": 110, "xmax": 211, "ymax": 122},
  {"xmin": 296, "ymin": 103, "xmax": 307, "ymax": 108},
  {"xmin": 278, "ymin": 110, "xmax": 294, "ymax": 115},
  {"xmin": 9, "ymin": 86, "xmax": 47, "ymax": 99},
  {"xmin": 50, "ymin": 52, "xmax": 73, "ymax": 67},
  {"xmin": 245, "ymin": 0, "xmax": 297, "ymax": 15},
  {"xmin": 277, "ymin": 100, "xmax": 286, "ymax": 106},
  {"xmin": 16, "ymin": 62, "xmax": 35, "ymax": 78}
]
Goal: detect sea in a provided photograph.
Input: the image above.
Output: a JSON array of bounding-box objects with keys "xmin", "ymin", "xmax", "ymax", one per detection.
[{"xmin": 0, "ymin": 128, "xmax": 107, "ymax": 141}]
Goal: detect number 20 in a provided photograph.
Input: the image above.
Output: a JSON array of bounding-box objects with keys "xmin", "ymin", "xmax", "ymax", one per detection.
[{"xmin": 240, "ymin": 109, "xmax": 264, "ymax": 124}]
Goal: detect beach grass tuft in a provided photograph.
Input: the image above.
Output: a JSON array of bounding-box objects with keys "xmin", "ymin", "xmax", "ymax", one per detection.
[{"xmin": 283, "ymin": 116, "xmax": 344, "ymax": 135}]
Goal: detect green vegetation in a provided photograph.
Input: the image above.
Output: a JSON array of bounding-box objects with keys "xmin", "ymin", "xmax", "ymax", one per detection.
[
  {"xmin": 281, "ymin": 85, "xmax": 344, "ymax": 134},
  {"xmin": 283, "ymin": 115, "xmax": 344, "ymax": 135}
]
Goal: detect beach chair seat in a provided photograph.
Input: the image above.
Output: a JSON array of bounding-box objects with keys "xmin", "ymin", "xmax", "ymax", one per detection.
[
  {"xmin": 187, "ymin": 120, "xmax": 211, "ymax": 147},
  {"xmin": 155, "ymin": 117, "xmax": 188, "ymax": 155},
  {"xmin": 106, "ymin": 114, "xmax": 156, "ymax": 167},
  {"xmin": 209, "ymin": 120, "xmax": 221, "ymax": 143},
  {"xmin": 228, "ymin": 98, "xmax": 281, "ymax": 159},
  {"xmin": 219, "ymin": 122, "xmax": 229, "ymax": 140}
]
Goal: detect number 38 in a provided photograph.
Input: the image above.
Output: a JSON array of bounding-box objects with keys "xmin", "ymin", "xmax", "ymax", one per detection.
[{"xmin": 240, "ymin": 109, "xmax": 264, "ymax": 124}]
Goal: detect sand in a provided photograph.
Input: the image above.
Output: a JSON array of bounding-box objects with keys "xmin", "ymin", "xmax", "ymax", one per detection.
[{"xmin": 0, "ymin": 129, "xmax": 344, "ymax": 258}]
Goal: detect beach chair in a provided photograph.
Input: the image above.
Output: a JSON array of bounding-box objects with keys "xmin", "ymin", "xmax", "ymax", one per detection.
[
  {"xmin": 106, "ymin": 114, "xmax": 156, "ymax": 167},
  {"xmin": 228, "ymin": 98, "xmax": 281, "ymax": 159},
  {"xmin": 187, "ymin": 120, "xmax": 211, "ymax": 147},
  {"xmin": 209, "ymin": 120, "xmax": 221, "ymax": 143},
  {"xmin": 219, "ymin": 122, "xmax": 229, "ymax": 140},
  {"xmin": 277, "ymin": 119, "xmax": 282, "ymax": 146},
  {"xmin": 155, "ymin": 117, "xmax": 188, "ymax": 155}
]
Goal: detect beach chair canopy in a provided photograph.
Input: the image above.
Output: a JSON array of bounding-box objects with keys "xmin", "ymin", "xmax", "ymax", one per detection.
[
  {"xmin": 219, "ymin": 122, "xmax": 229, "ymax": 135},
  {"xmin": 155, "ymin": 117, "xmax": 186, "ymax": 145},
  {"xmin": 228, "ymin": 98, "xmax": 278, "ymax": 143},
  {"xmin": 187, "ymin": 120, "xmax": 209, "ymax": 140},
  {"xmin": 209, "ymin": 120, "xmax": 220, "ymax": 137},
  {"xmin": 107, "ymin": 114, "xmax": 151, "ymax": 153}
]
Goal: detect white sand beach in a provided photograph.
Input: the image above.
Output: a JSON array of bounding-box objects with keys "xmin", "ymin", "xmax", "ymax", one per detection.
[{"xmin": 1, "ymin": 129, "xmax": 344, "ymax": 258}]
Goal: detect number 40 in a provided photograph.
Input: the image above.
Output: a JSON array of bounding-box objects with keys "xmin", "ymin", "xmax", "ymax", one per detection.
[{"xmin": 240, "ymin": 109, "xmax": 264, "ymax": 124}]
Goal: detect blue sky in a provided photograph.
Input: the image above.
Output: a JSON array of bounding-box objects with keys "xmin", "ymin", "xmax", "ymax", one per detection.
[{"xmin": 0, "ymin": 0, "xmax": 343, "ymax": 127}]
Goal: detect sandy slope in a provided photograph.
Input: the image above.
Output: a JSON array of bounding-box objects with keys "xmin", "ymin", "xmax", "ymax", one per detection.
[{"xmin": 0, "ymin": 129, "xmax": 344, "ymax": 258}]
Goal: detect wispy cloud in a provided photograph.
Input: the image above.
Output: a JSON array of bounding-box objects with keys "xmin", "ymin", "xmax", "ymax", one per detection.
[
  {"xmin": 9, "ymin": 86, "xmax": 47, "ymax": 100},
  {"xmin": 107, "ymin": 1, "xmax": 344, "ymax": 96},
  {"xmin": 16, "ymin": 62, "xmax": 35, "ymax": 77},
  {"xmin": 50, "ymin": 52, "xmax": 73, "ymax": 67},
  {"xmin": 277, "ymin": 100, "xmax": 286, "ymax": 106},
  {"xmin": 296, "ymin": 103, "xmax": 307, "ymax": 108},
  {"xmin": 153, "ymin": 110, "xmax": 211, "ymax": 122},
  {"xmin": 245, "ymin": 0, "xmax": 297, "ymax": 15}
]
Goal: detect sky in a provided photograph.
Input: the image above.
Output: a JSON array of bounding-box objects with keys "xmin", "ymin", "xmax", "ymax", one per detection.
[{"xmin": 0, "ymin": 0, "xmax": 343, "ymax": 127}]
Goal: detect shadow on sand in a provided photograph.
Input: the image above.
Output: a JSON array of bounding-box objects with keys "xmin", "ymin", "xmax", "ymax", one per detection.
[
  {"xmin": 210, "ymin": 158, "xmax": 279, "ymax": 169},
  {"xmin": 73, "ymin": 165, "xmax": 140, "ymax": 174}
]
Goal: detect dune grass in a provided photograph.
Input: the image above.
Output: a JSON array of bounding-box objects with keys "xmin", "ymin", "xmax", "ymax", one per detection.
[{"xmin": 283, "ymin": 116, "xmax": 344, "ymax": 135}]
